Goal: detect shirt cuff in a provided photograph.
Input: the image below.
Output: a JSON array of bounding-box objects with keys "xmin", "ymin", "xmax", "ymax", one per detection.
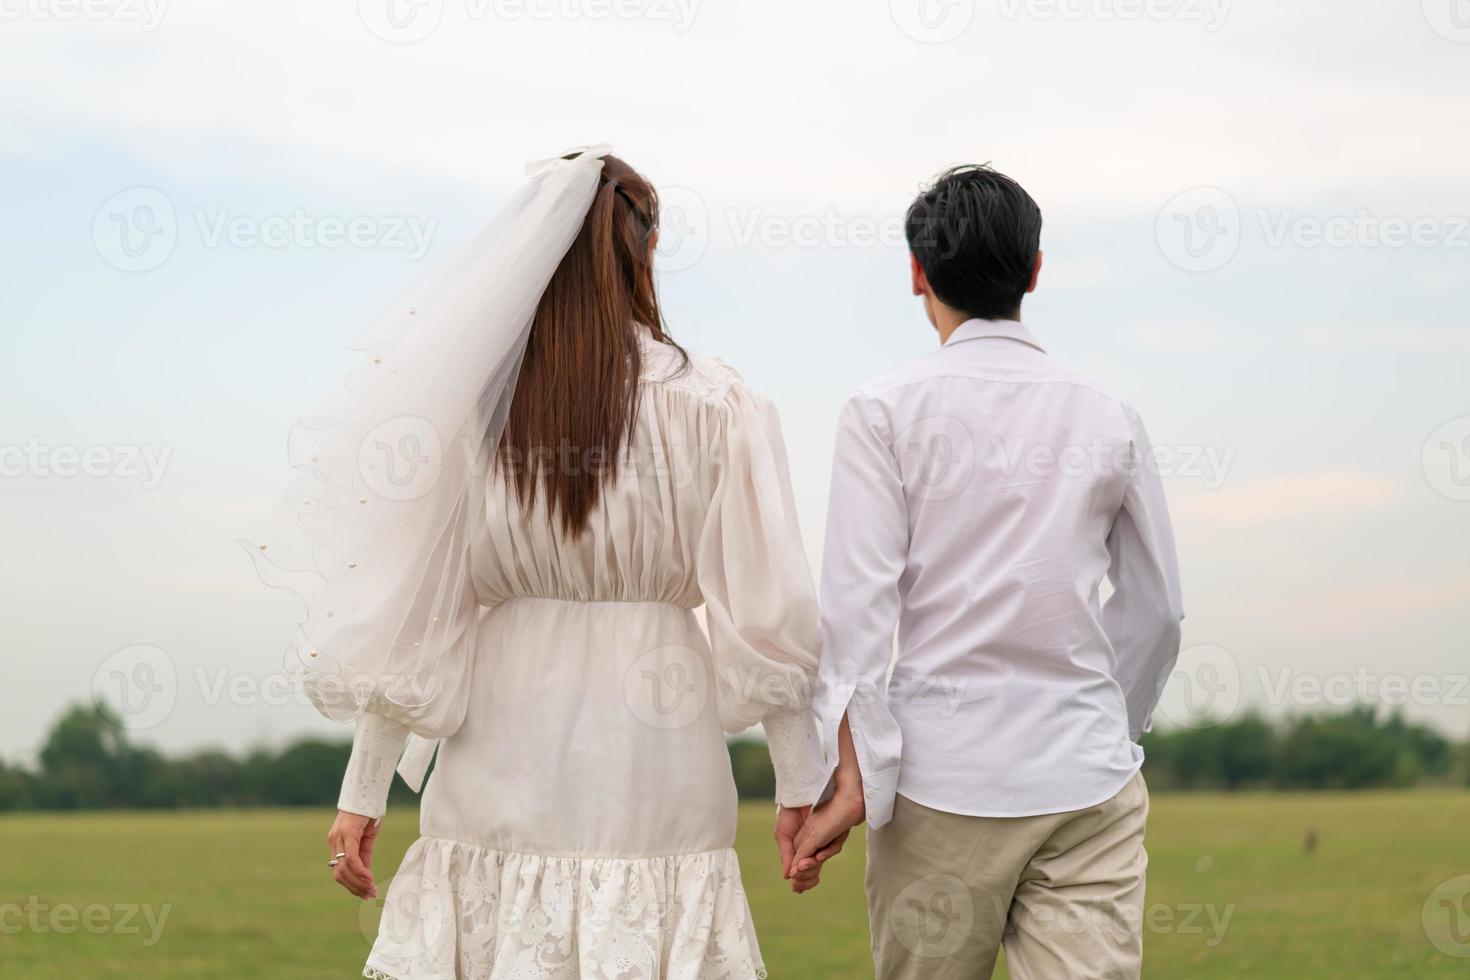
[
  {"xmin": 763, "ymin": 708, "xmax": 829, "ymax": 807},
  {"xmin": 337, "ymin": 712, "xmax": 411, "ymax": 819},
  {"xmin": 816, "ymin": 688, "xmax": 904, "ymax": 826},
  {"xmin": 855, "ymin": 765, "xmax": 901, "ymax": 829}
]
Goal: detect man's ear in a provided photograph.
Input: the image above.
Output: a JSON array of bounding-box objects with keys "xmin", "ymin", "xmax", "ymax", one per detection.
[
  {"xmin": 910, "ymin": 252, "xmax": 928, "ymax": 297},
  {"xmin": 1026, "ymin": 250, "xmax": 1043, "ymax": 294}
]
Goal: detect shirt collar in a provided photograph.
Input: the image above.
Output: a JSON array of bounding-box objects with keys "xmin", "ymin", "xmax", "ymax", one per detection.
[{"xmin": 943, "ymin": 318, "xmax": 1046, "ymax": 353}]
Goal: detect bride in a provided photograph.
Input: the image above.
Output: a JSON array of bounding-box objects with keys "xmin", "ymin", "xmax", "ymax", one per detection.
[{"xmin": 272, "ymin": 148, "xmax": 830, "ymax": 978}]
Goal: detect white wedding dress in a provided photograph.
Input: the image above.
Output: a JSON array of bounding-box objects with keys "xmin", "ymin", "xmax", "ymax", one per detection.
[{"xmin": 337, "ymin": 332, "xmax": 830, "ymax": 980}]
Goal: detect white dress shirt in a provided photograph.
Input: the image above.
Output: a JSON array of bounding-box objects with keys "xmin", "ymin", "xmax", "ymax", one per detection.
[{"xmin": 815, "ymin": 318, "xmax": 1183, "ymax": 825}]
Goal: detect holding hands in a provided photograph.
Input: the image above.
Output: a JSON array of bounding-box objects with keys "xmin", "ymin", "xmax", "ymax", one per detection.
[{"xmin": 773, "ymin": 715, "xmax": 869, "ymax": 893}]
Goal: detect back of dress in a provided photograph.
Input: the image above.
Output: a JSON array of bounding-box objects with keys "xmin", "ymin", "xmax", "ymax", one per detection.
[{"xmin": 417, "ymin": 329, "xmax": 826, "ymax": 859}]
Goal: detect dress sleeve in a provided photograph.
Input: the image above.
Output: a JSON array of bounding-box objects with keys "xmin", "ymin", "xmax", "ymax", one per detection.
[
  {"xmin": 697, "ymin": 380, "xmax": 829, "ymax": 806},
  {"xmin": 307, "ymin": 491, "xmax": 484, "ymax": 739},
  {"xmin": 326, "ymin": 495, "xmax": 484, "ymax": 817},
  {"xmin": 337, "ymin": 712, "xmax": 410, "ymax": 818}
]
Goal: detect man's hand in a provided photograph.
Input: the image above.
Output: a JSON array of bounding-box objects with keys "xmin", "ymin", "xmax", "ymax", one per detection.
[
  {"xmin": 790, "ymin": 788, "xmax": 866, "ymax": 893},
  {"xmin": 328, "ymin": 810, "xmax": 380, "ymax": 899},
  {"xmin": 773, "ymin": 805, "xmax": 811, "ymax": 881}
]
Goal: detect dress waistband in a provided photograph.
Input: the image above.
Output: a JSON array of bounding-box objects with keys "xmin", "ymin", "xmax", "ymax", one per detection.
[{"xmin": 498, "ymin": 595, "xmax": 696, "ymax": 611}]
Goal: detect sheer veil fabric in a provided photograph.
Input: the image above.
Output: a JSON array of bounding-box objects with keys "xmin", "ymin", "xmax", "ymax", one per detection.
[
  {"xmin": 245, "ymin": 148, "xmax": 830, "ymax": 980},
  {"xmin": 241, "ymin": 148, "xmax": 609, "ymax": 736}
]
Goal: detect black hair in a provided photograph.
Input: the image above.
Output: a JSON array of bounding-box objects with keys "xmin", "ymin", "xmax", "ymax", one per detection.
[{"xmin": 905, "ymin": 164, "xmax": 1042, "ymax": 321}]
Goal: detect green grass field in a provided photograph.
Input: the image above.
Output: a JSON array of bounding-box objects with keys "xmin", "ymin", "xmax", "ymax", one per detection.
[{"xmin": 2, "ymin": 793, "xmax": 1468, "ymax": 978}]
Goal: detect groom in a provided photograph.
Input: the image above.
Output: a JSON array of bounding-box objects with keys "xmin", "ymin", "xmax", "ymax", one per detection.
[{"xmin": 791, "ymin": 165, "xmax": 1184, "ymax": 979}]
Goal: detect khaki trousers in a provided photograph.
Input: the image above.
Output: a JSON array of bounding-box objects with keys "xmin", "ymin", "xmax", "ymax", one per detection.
[{"xmin": 866, "ymin": 772, "xmax": 1149, "ymax": 980}]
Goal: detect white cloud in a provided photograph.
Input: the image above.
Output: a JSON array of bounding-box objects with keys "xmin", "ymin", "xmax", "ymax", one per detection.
[
  {"xmin": 1247, "ymin": 575, "xmax": 1470, "ymax": 639},
  {"xmin": 1172, "ymin": 470, "xmax": 1400, "ymax": 529}
]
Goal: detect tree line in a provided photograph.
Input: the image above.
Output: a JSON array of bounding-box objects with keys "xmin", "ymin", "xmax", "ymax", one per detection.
[{"xmin": 0, "ymin": 703, "xmax": 1465, "ymax": 811}]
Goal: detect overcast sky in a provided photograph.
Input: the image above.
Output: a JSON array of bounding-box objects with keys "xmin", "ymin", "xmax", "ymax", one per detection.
[{"xmin": 2, "ymin": 0, "xmax": 1468, "ymax": 760}]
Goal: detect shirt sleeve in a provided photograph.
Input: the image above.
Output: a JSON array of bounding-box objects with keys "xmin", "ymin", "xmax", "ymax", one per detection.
[
  {"xmin": 1104, "ymin": 405, "xmax": 1185, "ymax": 740},
  {"xmin": 697, "ymin": 380, "xmax": 828, "ymax": 806},
  {"xmin": 815, "ymin": 392, "xmax": 908, "ymax": 828}
]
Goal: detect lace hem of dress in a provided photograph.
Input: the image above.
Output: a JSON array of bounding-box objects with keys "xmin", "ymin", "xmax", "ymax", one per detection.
[
  {"xmin": 362, "ymin": 837, "xmax": 767, "ymax": 980},
  {"xmin": 363, "ymin": 966, "xmax": 768, "ymax": 980}
]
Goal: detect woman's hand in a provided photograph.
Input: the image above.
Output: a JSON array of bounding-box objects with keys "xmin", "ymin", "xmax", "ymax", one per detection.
[
  {"xmin": 327, "ymin": 810, "xmax": 380, "ymax": 899},
  {"xmin": 773, "ymin": 804, "xmax": 811, "ymax": 881}
]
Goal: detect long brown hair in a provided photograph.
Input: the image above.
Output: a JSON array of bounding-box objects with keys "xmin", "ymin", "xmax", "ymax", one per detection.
[{"xmin": 496, "ymin": 152, "xmax": 686, "ymax": 536}]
